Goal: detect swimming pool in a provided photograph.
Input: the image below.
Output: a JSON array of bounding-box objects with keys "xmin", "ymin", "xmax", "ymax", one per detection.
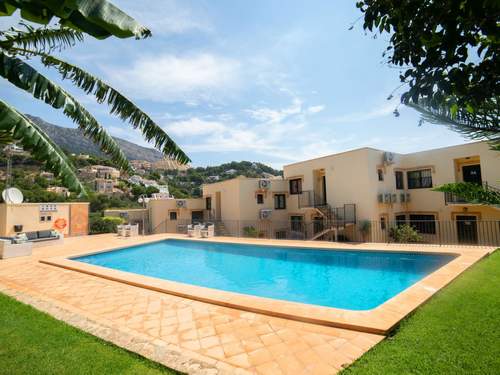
[{"xmin": 73, "ymin": 239, "xmax": 456, "ymax": 310}]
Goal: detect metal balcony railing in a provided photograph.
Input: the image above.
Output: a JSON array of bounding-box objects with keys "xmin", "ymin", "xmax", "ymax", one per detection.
[
  {"xmin": 298, "ymin": 190, "xmax": 326, "ymax": 208},
  {"xmin": 444, "ymin": 181, "xmax": 500, "ymax": 205},
  {"xmin": 298, "ymin": 191, "xmax": 356, "ymax": 225}
]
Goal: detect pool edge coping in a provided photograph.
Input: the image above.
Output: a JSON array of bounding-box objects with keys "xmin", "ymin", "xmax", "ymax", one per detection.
[{"xmin": 39, "ymin": 235, "xmax": 495, "ymax": 335}]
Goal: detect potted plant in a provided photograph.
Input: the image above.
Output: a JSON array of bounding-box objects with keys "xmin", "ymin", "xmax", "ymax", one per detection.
[{"xmin": 359, "ymin": 220, "xmax": 371, "ymax": 242}]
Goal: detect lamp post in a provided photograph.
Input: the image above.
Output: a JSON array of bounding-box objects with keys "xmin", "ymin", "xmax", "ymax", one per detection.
[{"xmin": 137, "ymin": 194, "xmax": 150, "ymax": 235}]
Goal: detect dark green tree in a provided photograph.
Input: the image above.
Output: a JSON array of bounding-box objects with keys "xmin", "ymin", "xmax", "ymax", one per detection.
[
  {"xmin": 356, "ymin": 0, "xmax": 499, "ymax": 205},
  {"xmin": 355, "ymin": 0, "xmax": 499, "ymax": 108}
]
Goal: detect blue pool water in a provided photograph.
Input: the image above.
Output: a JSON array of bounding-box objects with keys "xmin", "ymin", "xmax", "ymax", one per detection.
[{"xmin": 73, "ymin": 240, "xmax": 456, "ymax": 310}]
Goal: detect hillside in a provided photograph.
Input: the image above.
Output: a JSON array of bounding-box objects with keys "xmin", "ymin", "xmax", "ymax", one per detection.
[{"xmin": 27, "ymin": 115, "xmax": 164, "ymax": 162}]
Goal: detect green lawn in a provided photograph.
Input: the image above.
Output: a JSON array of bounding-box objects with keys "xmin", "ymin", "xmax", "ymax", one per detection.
[
  {"xmin": 343, "ymin": 250, "xmax": 500, "ymax": 375},
  {"xmin": 0, "ymin": 293, "xmax": 179, "ymax": 375}
]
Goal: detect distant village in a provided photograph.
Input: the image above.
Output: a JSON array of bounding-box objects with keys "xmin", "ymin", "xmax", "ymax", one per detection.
[
  {"xmin": 0, "ymin": 146, "xmax": 281, "ymax": 201},
  {"xmin": 38, "ymin": 153, "xmax": 189, "ymax": 199}
]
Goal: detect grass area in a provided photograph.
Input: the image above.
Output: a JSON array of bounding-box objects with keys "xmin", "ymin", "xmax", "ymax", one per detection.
[
  {"xmin": 0, "ymin": 293, "xmax": 179, "ymax": 375},
  {"xmin": 343, "ymin": 250, "xmax": 500, "ymax": 375}
]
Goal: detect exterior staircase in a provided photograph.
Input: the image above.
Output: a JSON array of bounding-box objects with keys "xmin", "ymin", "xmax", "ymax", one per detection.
[
  {"xmin": 298, "ymin": 191, "xmax": 356, "ymax": 241},
  {"xmin": 214, "ymin": 222, "xmax": 230, "ymax": 236}
]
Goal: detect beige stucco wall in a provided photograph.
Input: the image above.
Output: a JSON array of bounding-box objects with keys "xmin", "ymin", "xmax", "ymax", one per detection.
[
  {"xmin": 202, "ymin": 176, "xmax": 290, "ymax": 236},
  {"xmin": 284, "ymin": 147, "xmax": 379, "ymax": 221},
  {"xmin": 284, "ymin": 141, "xmax": 500, "ymax": 223},
  {"xmin": 148, "ymin": 199, "xmax": 205, "ymax": 234},
  {"xmin": 0, "ymin": 203, "xmax": 89, "ymax": 237}
]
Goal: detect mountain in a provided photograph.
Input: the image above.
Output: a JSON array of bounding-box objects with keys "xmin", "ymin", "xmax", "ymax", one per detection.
[{"xmin": 27, "ymin": 115, "xmax": 164, "ymax": 162}]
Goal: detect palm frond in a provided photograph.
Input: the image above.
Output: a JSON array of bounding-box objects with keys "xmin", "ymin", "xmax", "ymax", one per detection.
[
  {"xmin": 40, "ymin": 54, "xmax": 191, "ymax": 164},
  {"xmin": 0, "ymin": 100, "xmax": 86, "ymax": 195},
  {"xmin": 0, "ymin": 23, "xmax": 83, "ymax": 54},
  {"xmin": 0, "ymin": 52, "xmax": 131, "ymax": 171},
  {"xmin": 0, "ymin": 0, "xmax": 151, "ymax": 39},
  {"xmin": 408, "ymin": 97, "xmax": 500, "ymax": 150}
]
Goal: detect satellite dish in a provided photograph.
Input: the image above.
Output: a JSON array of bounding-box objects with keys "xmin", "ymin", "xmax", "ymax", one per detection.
[{"xmin": 2, "ymin": 187, "xmax": 24, "ymax": 204}]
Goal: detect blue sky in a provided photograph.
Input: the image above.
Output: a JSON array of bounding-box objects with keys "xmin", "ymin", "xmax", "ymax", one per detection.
[{"xmin": 1, "ymin": 0, "xmax": 469, "ymax": 168}]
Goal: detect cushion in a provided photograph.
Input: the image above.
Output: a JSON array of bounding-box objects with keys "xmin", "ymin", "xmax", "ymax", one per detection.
[
  {"xmin": 37, "ymin": 230, "xmax": 53, "ymax": 239},
  {"xmin": 25, "ymin": 232, "xmax": 38, "ymax": 241}
]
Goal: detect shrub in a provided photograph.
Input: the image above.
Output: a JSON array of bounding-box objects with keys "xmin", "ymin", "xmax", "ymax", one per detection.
[
  {"xmin": 242, "ymin": 226, "xmax": 258, "ymax": 238},
  {"xmin": 90, "ymin": 215, "xmax": 125, "ymax": 234},
  {"xmin": 389, "ymin": 224, "xmax": 423, "ymax": 243},
  {"xmin": 359, "ymin": 220, "xmax": 371, "ymax": 241}
]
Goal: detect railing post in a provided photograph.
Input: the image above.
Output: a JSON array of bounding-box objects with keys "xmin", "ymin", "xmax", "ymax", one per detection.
[{"xmin": 438, "ymin": 220, "xmax": 442, "ymax": 246}]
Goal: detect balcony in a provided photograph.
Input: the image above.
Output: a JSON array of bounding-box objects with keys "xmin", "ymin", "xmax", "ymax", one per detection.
[
  {"xmin": 444, "ymin": 182, "xmax": 500, "ymax": 205},
  {"xmin": 298, "ymin": 190, "xmax": 356, "ymax": 224},
  {"xmin": 298, "ymin": 190, "xmax": 326, "ymax": 208},
  {"xmin": 444, "ymin": 192, "xmax": 469, "ymax": 204}
]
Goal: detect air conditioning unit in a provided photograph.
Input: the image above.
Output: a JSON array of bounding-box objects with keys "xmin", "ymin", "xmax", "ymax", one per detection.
[
  {"xmin": 259, "ymin": 179, "xmax": 271, "ymax": 189},
  {"xmin": 259, "ymin": 209, "xmax": 272, "ymax": 220},
  {"xmin": 176, "ymin": 200, "xmax": 187, "ymax": 208},
  {"xmin": 383, "ymin": 152, "xmax": 395, "ymax": 165},
  {"xmin": 384, "ymin": 193, "xmax": 392, "ymax": 203},
  {"xmin": 377, "ymin": 193, "xmax": 384, "ymax": 203},
  {"xmin": 39, "ymin": 203, "xmax": 57, "ymax": 212}
]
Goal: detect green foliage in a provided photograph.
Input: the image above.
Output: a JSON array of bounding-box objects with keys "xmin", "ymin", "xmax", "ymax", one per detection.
[
  {"xmin": 0, "ymin": 0, "xmax": 151, "ymax": 39},
  {"xmin": 356, "ymin": 0, "xmax": 499, "ymax": 109},
  {"xmin": 146, "ymin": 171, "xmax": 162, "ymax": 181},
  {"xmin": 89, "ymin": 214, "xmax": 125, "ymax": 234},
  {"xmin": 130, "ymin": 185, "xmax": 159, "ymax": 200},
  {"xmin": 0, "ymin": 52, "xmax": 130, "ymax": 172},
  {"xmin": 242, "ymin": 226, "xmax": 259, "ymax": 238},
  {"xmin": 0, "ymin": 22, "xmax": 83, "ymax": 52},
  {"xmin": 434, "ymin": 182, "xmax": 500, "ymax": 206},
  {"xmin": 359, "ymin": 220, "xmax": 371, "ymax": 234},
  {"xmin": 389, "ymin": 224, "xmax": 423, "ymax": 243},
  {"xmin": 87, "ymin": 193, "xmax": 140, "ymax": 213},
  {"xmin": 33, "ymin": 175, "xmax": 48, "ymax": 188},
  {"xmin": 359, "ymin": 220, "xmax": 371, "ymax": 241},
  {"xmin": 409, "ymin": 98, "xmax": 499, "ymax": 151}
]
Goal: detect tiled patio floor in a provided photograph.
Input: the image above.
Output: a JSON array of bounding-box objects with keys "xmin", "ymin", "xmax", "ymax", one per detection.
[{"xmin": 0, "ymin": 234, "xmax": 493, "ymax": 374}]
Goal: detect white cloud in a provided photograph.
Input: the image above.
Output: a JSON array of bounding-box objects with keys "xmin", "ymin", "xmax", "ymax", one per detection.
[
  {"xmin": 165, "ymin": 118, "xmax": 227, "ymax": 137},
  {"xmin": 307, "ymin": 105, "xmax": 325, "ymax": 114},
  {"xmin": 246, "ymin": 98, "xmax": 302, "ymax": 124},
  {"xmin": 327, "ymin": 100, "xmax": 397, "ymax": 124},
  {"xmin": 103, "ymin": 53, "xmax": 241, "ymax": 103},
  {"xmin": 172, "ymin": 97, "xmax": 341, "ymax": 163},
  {"xmin": 115, "ymin": 0, "xmax": 212, "ymax": 34}
]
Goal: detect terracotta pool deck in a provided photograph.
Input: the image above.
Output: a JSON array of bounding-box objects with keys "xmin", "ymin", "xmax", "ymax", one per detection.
[{"xmin": 0, "ymin": 234, "xmax": 495, "ymax": 374}]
